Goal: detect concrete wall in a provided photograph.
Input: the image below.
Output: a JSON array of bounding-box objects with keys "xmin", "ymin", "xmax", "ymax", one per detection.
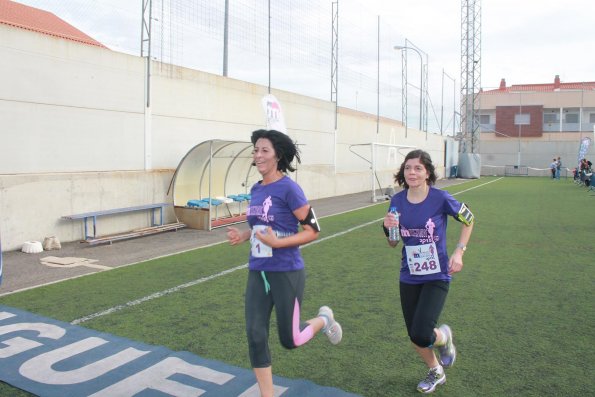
[
  {"xmin": 0, "ymin": 25, "xmax": 447, "ymax": 251},
  {"xmin": 0, "ymin": 25, "xmax": 146, "ymax": 173},
  {"xmin": 481, "ymin": 132, "xmax": 595, "ymax": 175},
  {"xmin": 477, "ymin": 83, "xmax": 595, "ymax": 173}
]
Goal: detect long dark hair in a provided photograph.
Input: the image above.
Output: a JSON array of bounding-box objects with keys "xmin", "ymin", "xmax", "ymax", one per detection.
[
  {"xmin": 251, "ymin": 129, "xmax": 301, "ymax": 173},
  {"xmin": 394, "ymin": 149, "xmax": 437, "ymax": 188}
]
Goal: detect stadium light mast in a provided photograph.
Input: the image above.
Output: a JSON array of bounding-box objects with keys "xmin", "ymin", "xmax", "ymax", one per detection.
[
  {"xmin": 459, "ymin": 0, "xmax": 482, "ymax": 154},
  {"xmin": 331, "ymin": 0, "xmax": 339, "ymax": 130},
  {"xmin": 223, "ymin": 0, "xmax": 229, "ymax": 76},
  {"xmin": 141, "ymin": 0, "xmax": 152, "ymax": 108},
  {"xmin": 140, "ymin": 0, "xmax": 153, "ymax": 170},
  {"xmin": 394, "ymin": 44, "xmax": 424, "ymax": 132}
]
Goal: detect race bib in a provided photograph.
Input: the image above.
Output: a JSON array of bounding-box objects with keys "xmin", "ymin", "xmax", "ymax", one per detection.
[
  {"xmin": 405, "ymin": 243, "xmax": 441, "ymax": 275},
  {"xmin": 251, "ymin": 225, "xmax": 272, "ymax": 258}
]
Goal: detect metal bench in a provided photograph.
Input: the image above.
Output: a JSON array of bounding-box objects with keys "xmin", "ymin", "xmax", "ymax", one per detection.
[
  {"xmin": 226, "ymin": 195, "xmax": 246, "ymax": 215},
  {"xmin": 200, "ymin": 198, "xmax": 224, "ymax": 219},
  {"xmin": 62, "ymin": 203, "xmax": 177, "ymax": 242}
]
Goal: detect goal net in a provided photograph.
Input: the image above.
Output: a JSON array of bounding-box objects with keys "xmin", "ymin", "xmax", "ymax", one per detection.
[{"xmin": 349, "ymin": 143, "xmax": 415, "ymax": 202}]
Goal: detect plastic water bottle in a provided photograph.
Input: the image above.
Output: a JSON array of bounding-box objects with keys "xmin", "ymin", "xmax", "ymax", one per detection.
[{"xmin": 388, "ymin": 207, "xmax": 400, "ymax": 242}]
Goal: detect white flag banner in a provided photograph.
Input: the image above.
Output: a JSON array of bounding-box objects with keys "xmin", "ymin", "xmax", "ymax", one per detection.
[
  {"xmin": 577, "ymin": 137, "xmax": 592, "ymax": 167},
  {"xmin": 0, "ymin": 228, "xmax": 3, "ymax": 285},
  {"xmin": 261, "ymin": 94, "xmax": 287, "ymax": 133}
]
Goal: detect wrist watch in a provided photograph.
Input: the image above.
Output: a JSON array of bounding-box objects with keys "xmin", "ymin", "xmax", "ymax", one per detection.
[{"xmin": 456, "ymin": 243, "xmax": 467, "ymax": 252}]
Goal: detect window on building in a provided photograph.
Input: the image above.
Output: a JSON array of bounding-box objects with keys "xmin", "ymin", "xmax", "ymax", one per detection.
[
  {"xmin": 479, "ymin": 115, "xmax": 490, "ymax": 124},
  {"xmin": 590, "ymin": 113, "xmax": 595, "ymax": 123},
  {"xmin": 543, "ymin": 113, "xmax": 559, "ymax": 123},
  {"xmin": 514, "ymin": 114, "xmax": 530, "ymax": 125},
  {"xmin": 564, "ymin": 113, "xmax": 579, "ymax": 123}
]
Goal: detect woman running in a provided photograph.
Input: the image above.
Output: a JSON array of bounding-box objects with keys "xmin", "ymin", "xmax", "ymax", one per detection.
[
  {"xmin": 227, "ymin": 129, "xmax": 342, "ymax": 397},
  {"xmin": 383, "ymin": 149, "xmax": 474, "ymax": 394}
]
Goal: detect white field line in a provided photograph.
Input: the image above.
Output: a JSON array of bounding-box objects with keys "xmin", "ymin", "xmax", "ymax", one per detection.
[
  {"xmin": 71, "ymin": 178, "xmax": 501, "ymax": 325},
  {"xmin": 0, "ymin": 181, "xmax": 472, "ymax": 298},
  {"xmin": 452, "ymin": 177, "xmax": 503, "ymax": 195},
  {"xmin": 70, "ymin": 219, "xmax": 380, "ymax": 325}
]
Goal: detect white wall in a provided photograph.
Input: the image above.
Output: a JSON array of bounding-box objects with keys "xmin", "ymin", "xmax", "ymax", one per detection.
[
  {"xmin": 0, "ymin": 25, "xmax": 446, "ymax": 250},
  {"xmin": 0, "ymin": 25, "xmax": 146, "ymax": 173}
]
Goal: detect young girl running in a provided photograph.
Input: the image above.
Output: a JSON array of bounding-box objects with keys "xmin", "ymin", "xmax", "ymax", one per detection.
[{"xmin": 383, "ymin": 149, "xmax": 474, "ymax": 394}]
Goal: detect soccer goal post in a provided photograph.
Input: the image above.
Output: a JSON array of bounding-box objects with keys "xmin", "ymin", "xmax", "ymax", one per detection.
[{"xmin": 349, "ymin": 143, "xmax": 416, "ymax": 202}]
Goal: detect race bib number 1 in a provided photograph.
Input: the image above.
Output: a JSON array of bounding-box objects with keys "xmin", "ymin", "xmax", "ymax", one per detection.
[
  {"xmin": 251, "ymin": 225, "xmax": 273, "ymax": 258},
  {"xmin": 405, "ymin": 243, "xmax": 441, "ymax": 275}
]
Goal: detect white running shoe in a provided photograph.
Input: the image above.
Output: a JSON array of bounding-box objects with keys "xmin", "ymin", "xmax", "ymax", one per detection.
[
  {"xmin": 417, "ymin": 366, "xmax": 446, "ymax": 394},
  {"xmin": 437, "ymin": 324, "xmax": 456, "ymax": 368},
  {"xmin": 318, "ymin": 306, "xmax": 343, "ymax": 345}
]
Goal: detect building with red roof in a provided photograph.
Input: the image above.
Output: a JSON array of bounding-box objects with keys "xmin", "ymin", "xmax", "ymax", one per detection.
[
  {"xmin": 477, "ymin": 75, "xmax": 595, "ymax": 140},
  {"xmin": 0, "ymin": 0, "xmax": 107, "ymax": 48}
]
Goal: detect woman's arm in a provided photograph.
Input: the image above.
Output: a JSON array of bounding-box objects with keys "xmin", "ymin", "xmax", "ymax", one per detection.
[
  {"xmin": 448, "ymin": 222, "xmax": 474, "ymax": 274},
  {"xmin": 227, "ymin": 226, "xmax": 251, "ymax": 245},
  {"xmin": 254, "ymin": 204, "xmax": 319, "ymax": 248},
  {"xmin": 383, "ymin": 212, "xmax": 399, "ymax": 248}
]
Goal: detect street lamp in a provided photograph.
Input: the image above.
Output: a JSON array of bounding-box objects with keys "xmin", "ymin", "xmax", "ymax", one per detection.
[{"xmin": 394, "ymin": 45, "xmax": 423, "ymax": 131}]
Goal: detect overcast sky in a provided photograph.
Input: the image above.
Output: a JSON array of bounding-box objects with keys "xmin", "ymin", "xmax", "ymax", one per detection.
[
  {"xmin": 14, "ymin": 0, "xmax": 595, "ymax": 90},
  {"xmin": 367, "ymin": 0, "xmax": 595, "ymax": 89},
  {"xmin": 11, "ymin": 0, "xmax": 595, "ymax": 131}
]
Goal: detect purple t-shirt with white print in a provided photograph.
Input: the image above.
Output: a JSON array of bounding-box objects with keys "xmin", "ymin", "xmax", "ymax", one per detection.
[
  {"xmin": 389, "ymin": 186, "xmax": 464, "ymax": 284},
  {"xmin": 246, "ymin": 176, "xmax": 308, "ymax": 271}
]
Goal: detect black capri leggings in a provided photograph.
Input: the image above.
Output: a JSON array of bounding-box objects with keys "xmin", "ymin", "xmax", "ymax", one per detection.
[
  {"xmin": 399, "ymin": 281, "xmax": 450, "ymax": 348},
  {"xmin": 245, "ymin": 269, "xmax": 315, "ymax": 368}
]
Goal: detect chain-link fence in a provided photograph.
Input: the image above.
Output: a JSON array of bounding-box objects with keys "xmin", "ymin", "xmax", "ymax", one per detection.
[{"xmin": 15, "ymin": 0, "xmax": 459, "ymax": 134}]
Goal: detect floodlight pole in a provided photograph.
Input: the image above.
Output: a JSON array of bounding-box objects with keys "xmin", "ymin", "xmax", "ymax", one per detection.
[
  {"xmin": 518, "ymin": 92, "xmax": 522, "ymax": 167},
  {"xmin": 223, "ymin": 0, "xmax": 229, "ymax": 76},
  {"xmin": 267, "ymin": 0, "xmax": 271, "ymax": 93},
  {"xmin": 394, "ymin": 45, "xmax": 423, "ymax": 132},
  {"xmin": 141, "ymin": 0, "xmax": 152, "ymax": 108}
]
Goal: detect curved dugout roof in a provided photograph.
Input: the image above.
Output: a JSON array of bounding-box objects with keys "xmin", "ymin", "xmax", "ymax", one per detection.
[{"xmin": 172, "ymin": 140, "xmax": 259, "ymax": 207}]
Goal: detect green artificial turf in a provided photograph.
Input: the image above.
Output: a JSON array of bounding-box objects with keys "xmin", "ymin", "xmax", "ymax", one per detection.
[{"xmin": 0, "ymin": 177, "xmax": 592, "ymax": 396}]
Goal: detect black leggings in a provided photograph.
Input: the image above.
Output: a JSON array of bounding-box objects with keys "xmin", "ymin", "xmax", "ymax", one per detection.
[
  {"xmin": 245, "ymin": 269, "xmax": 315, "ymax": 368},
  {"xmin": 399, "ymin": 281, "xmax": 450, "ymax": 348}
]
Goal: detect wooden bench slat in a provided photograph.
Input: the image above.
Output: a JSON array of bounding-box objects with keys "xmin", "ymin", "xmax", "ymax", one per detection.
[
  {"xmin": 62, "ymin": 203, "xmax": 174, "ymax": 241},
  {"xmin": 62, "ymin": 203, "xmax": 171, "ymax": 220},
  {"xmin": 84, "ymin": 222, "xmax": 186, "ymax": 245}
]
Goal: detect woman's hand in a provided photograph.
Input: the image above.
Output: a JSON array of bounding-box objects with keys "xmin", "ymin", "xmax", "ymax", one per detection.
[
  {"xmin": 448, "ymin": 251, "xmax": 464, "ymax": 274},
  {"xmin": 227, "ymin": 227, "xmax": 248, "ymax": 245},
  {"xmin": 254, "ymin": 226, "xmax": 280, "ymax": 248},
  {"xmin": 383, "ymin": 212, "xmax": 400, "ymax": 247},
  {"xmin": 383, "ymin": 212, "xmax": 399, "ymax": 228}
]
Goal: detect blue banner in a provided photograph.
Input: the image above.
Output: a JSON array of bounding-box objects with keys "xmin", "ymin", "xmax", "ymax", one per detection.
[
  {"xmin": 0, "ymin": 305, "xmax": 360, "ymax": 397},
  {"xmin": 0, "ymin": 229, "xmax": 3, "ymax": 285}
]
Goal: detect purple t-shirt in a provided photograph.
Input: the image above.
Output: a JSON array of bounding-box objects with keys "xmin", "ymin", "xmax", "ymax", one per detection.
[
  {"xmin": 389, "ymin": 186, "xmax": 464, "ymax": 284},
  {"xmin": 246, "ymin": 176, "xmax": 308, "ymax": 271}
]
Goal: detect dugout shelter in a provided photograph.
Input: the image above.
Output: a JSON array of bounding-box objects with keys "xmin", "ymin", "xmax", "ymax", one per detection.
[{"xmin": 171, "ymin": 140, "xmax": 258, "ymax": 230}]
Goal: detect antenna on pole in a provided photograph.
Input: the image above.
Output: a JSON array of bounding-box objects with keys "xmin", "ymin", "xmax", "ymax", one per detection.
[{"xmin": 459, "ymin": 0, "xmax": 481, "ymax": 154}]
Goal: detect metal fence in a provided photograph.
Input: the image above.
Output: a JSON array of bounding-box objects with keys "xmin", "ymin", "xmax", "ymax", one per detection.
[{"xmin": 17, "ymin": 0, "xmax": 459, "ymax": 135}]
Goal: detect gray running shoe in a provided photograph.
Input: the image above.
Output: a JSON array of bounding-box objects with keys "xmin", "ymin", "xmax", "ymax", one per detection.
[
  {"xmin": 437, "ymin": 324, "xmax": 456, "ymax": 368},
  {"xmin": 417, "ymin": 367, "xmax": 446, "ymax": 394},
  {"xmin": 318, "ymin": 306, "xmax": 343, "ymax": 345}
]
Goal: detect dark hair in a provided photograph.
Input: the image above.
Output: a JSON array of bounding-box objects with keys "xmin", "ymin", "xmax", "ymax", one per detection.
[
  {"xmin": 251, "ymin": 129, "xmax": 301, "ymax": 173},
  {"xmin": 394, "ymin": 149, "xmax": 437, "ymax": 188}
]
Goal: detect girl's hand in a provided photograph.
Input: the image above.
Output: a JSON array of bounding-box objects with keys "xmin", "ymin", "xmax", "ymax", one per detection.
[
  {"xmin": 448, "ymin": 251, "xmax": 464, "ymax": 274},
  {"xmin": 383, "ymin": 212, "xmax": 399, "ymax": 228},
  {"xmin": 227, "ymin": 227, "xmax": 245, "ymax": 245},
  {"xmin": 255, "ymin": 226, "xmax": 279, "ymax": 248}
]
